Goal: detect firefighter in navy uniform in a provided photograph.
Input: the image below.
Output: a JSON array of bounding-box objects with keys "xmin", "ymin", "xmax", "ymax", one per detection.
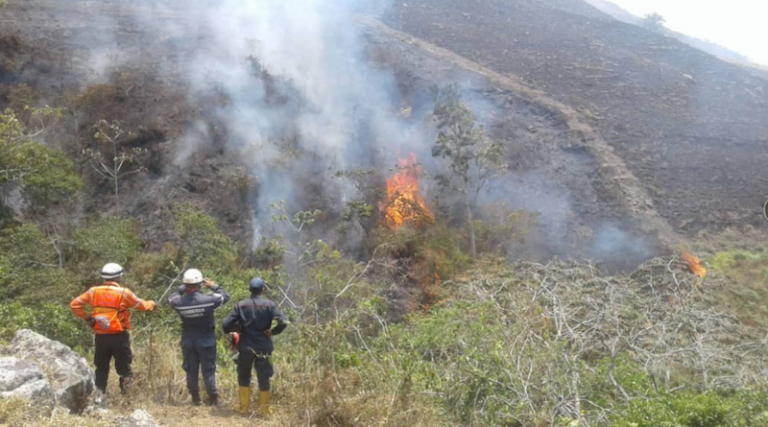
[
  {"xmin": 223, "ymin": 278, "xmax": 288, "ymax": 415},
  {"xmin": 69, "ymin": 263, "xmax": 156, "ymax": 403},
  {"xmin": 169, "ymin": 268, "xmax": 230, "ymax": 406}
]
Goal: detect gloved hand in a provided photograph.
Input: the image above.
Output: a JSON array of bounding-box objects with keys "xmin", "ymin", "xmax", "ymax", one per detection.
[
  {"xmin": 228, "ymin": 332, "xmax": 240, "ymax": 350},
  {"xmin": 263, "ymin": 329, "xmax": 273, "ymax": 338},
  {"xmin": 147, "ymin": 300, "xmax": 158, "ymax": 311},
  {"xmin": 85, "ymin": 316, "xmax": 96, "ymax": 328}
]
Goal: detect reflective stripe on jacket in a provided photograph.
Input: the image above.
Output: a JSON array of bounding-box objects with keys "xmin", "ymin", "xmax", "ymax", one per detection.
[
  {"xmin": 70, "ymin": 282, "xmax": 155, "ymax": 334},
  {"xmin": 169, "ymin": 285, "xmax": 230, "ymax": 339}
]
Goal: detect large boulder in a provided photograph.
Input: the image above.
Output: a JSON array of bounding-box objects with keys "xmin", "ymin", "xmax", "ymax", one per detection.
[
  {"xmin": 9, "ymin": 329, "xmax": 94, "ymax": 414},
  {"xmin": 0, "ymin": 357, "xmax": 55, "ymax": 416}
]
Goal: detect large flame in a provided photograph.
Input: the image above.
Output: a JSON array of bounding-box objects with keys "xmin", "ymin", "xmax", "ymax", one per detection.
[
  {"xmin": 681, "ymin": 252, "xmax": 707, "ymax": 279},
  {"xmin": 380, "ymin": 153, "xmax": 434, "ymax": 229}
]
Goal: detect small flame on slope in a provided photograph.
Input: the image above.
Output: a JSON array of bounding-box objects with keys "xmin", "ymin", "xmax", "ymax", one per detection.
[
  {"xmin": 380, "ymin": 153, "xmax": 434, "ymax": 230},
  {"xmin": 681, "ymin": 252, "xmax": 707, "ymax": 279}
]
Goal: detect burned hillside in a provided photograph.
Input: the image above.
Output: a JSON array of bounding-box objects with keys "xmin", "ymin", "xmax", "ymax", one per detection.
[
  {"xmin": 385, "ymin": 0, "xmax": 768, "ymax": 235},
  {"xmin": 0, "ymin": 0, "xmax": 701, "ymax": 268}
]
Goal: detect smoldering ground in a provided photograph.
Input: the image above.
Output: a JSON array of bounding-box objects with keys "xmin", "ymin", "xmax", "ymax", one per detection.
[{"xmin": 72, "ymin": 0, "xmax": 662, "ymax": 269}]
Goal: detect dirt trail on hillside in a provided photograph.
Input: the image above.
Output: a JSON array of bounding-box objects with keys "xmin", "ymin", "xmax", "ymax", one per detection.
[{"xmin": 361, "ymin": 17, "xmax": 681, "ymax": 250}]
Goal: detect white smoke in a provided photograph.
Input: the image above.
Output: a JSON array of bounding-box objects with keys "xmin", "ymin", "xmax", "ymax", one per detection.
[
  {"xmin": 77, "ymin": 0, "xmax": 660, "ymax": 266},
  {"xmin": 123, "ymin": 0, "xmax": 407, "ymax": 241}
]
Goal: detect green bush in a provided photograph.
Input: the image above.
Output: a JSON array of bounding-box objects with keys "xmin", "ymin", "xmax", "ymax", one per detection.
[
  {"xmin": 0, "ymin": 223, "xmax": 79, "ymax": 303},
  {"xmin": 0, "ymin": 109, "xmax": 82, "ymax": 213},
  {"xmin": 0, "ymin": 302, "xmax": 91, "ymax": 351},
  {"xmin": 710, "ymin": 250, "xmax": 762, "ymax": 272},
  {"xmin": 172, "ymin": 203, "xmax": 239, "ymax": 274},
  {"xmin": 614, "ymin": 390, "xmax": 768, "ymax": 427},
  {"xmin": 69, "ymin": 216, "xmax": 143, "ymax": 283},
  {"xmin": 18, "ymin": 143, "xmax": 83, "ymax": 211}
]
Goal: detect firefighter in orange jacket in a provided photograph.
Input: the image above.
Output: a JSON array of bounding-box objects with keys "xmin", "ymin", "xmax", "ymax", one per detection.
[{"xmin": 70, "ymin": 263, "xmax": 156, "ymax": 400}]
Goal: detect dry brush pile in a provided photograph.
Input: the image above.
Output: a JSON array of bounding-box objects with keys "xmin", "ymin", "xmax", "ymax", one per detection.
[{"xmin": 421, "ymin": 257, "xmax": 768, "ymax": 426}]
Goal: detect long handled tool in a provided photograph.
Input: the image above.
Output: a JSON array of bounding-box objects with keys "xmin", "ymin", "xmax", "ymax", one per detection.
[{"xmin": 156, "ymin": 267, "xmax": 186, "ymax": 306}]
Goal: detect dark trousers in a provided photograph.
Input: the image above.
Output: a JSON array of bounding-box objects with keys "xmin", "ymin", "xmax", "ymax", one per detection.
[
  {"xmin": 181, "ymin": 336, "xmax": 218, "ymax": 398},
  {"xmin": 94, "ymin": 332, "xmax": 132, "ymax": 392},
  {"xmin": 237, "ymin": 349, "xmax": 273, "ymax": 391}
]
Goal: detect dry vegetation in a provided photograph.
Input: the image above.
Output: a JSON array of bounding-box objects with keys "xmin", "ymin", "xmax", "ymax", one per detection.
[{"xmin": 2, "ymin": 1, "xmax": 768, "ymax": 426}]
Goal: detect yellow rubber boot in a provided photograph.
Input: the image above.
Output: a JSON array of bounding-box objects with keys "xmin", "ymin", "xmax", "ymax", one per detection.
[
  {"xmin": 258, "ymin": 390, "xmax": 271, "ymax": 416},
  {"xmin": 236, "ymin": 386, "xmax": 251, "ymax": 414}
]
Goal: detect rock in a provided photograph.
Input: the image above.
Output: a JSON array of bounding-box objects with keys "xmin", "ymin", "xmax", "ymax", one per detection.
[
  {"xmin": 9, "ymin": 329, "xmax": 94, "ymax": 414},
  {"xmin": 117, "ymin": 409, "xmax": 158, "ymax": 427},
  {"xmin": 0, "ymin": 357, "xmax": 55, "ymax": 416},
  {"xmin": 83, "ymin": 405, "xmax": 113, "ymax": 419}
]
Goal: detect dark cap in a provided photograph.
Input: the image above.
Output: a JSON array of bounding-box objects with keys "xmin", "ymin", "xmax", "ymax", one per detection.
[{"xmin": 249, "ymin": 278, "xmax": 265, "ymax": 293}]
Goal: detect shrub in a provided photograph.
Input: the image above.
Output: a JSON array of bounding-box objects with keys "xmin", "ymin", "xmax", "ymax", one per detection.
[
  {"xmin": 6, "ymin": 84, "xmax": 35, "ymax": 123},
  {"xmin": 473, "ymin": 203, "xmax": 539, "ymax": 255},
  {"xmin": 614, "ymin": 390, "xmax": 768, "ymax": 427},
  {"xmin": 69, "ymin": 216, "xmax": 143, "ymax": 283},
  {"xmin": 0, "ymin": 109, "xmax": 82, "ymax": 213},
  {"xmin": 14, "ymin": 142, "xmax": 83, "ymax": 211},
  {"xmin": 0, "ymin": 223, "xmax": 79, "ymax": 303},
  {"xmin": 0, "ymin": 302, "xmax": 91, "ymax": 351},
  {"xmin": 74, "ymin": 84, "xmax": 120, "ymax": 120},
  {"xmin": 172, "ymin": 203, "xmax": 239, "ymax": 274}
]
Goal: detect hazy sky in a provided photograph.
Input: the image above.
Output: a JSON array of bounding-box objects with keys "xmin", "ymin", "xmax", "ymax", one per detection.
[{"xmin": 609, "ymin": 0, "xmax": 768, "ymax": 65}]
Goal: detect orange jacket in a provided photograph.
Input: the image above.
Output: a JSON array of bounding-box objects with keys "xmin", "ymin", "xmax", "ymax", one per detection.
[{"xmin": 70, "ymin": 282, "xmax": 155, "ymax": 334}]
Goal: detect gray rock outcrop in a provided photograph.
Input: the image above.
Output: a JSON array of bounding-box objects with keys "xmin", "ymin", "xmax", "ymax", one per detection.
[
  {"xmin": 117, "ymin": 409, "xmax": 158, "ymax": 427},
  {"xmin": 0, "ymin": 357, "xmax": 56, "ymax": 416},
  {"xmin": 9, "ymin": 329, "xmax": 94, "ymax": 414}
]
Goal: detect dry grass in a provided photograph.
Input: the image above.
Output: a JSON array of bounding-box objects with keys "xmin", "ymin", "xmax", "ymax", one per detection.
[
  {"xmin": 0, "ymin": 398, "xmax": 111, "ymax": 427},
  {"xmin": 73, "ymin": 324, "xmax": 451, "ymax": 427}
]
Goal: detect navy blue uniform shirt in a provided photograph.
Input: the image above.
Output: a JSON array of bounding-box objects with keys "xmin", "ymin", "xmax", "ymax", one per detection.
[
  {"xmin": 169, "ymin": 284, "xmax": 230, "ymax": 339},
  {"xmin": 222, "ymin": 295, "xmax": 287, "ymax": 353}
]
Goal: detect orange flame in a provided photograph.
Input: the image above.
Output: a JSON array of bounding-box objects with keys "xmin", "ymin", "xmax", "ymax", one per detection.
[
  {"xmin": 681, "ymin": 252, "xmax": 707, "ymax": 278},
  {"xmin": 380, "ymin": 153, "xmax": 434, "ymax": 229}
]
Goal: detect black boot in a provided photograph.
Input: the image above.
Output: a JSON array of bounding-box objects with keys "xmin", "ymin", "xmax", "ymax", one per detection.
[
  {"xmin": 119, "ymin": 377, "xmax": 132, "ymax": 395},
  {"xmin": 207, "ymin": 393, "xmax": 219, "ymax": 407},
  {"xmin": 191, "ymin": 392, "xmax": 202, "ymax": 406}
]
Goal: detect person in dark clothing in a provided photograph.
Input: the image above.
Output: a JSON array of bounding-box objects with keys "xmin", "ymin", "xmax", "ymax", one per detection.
[
  {"xmin": 169, "ymin": 268, "xmax": 230, "ymax": 406},
  {"xmin": 222, "ymin": 277, "xmax": 288, "ymax": 415}
]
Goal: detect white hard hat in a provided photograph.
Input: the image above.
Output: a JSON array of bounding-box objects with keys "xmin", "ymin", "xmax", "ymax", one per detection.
[
  {"xmin": 183, "ymin": 269, "xmax": 204, "ymax": 285},
  {"xmin": 101, "ymin": 263, "xmax": 124, "ymax": 279}
]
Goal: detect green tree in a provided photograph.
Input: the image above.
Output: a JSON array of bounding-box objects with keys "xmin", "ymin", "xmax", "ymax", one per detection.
[
  {"xmin": 0, "ymin": 109, "xmax": 82, "ymax": 214},
  {"xmin": 431, "ymin": 85, "xmax": 507, "ymax": 259},
  {"xmin": 269, "ymin": 200, "xmax": 324, "ymax": 271},
  {"xmin": 0, "ymin": 223, "xmax": 79, "ymax": 303},
  {"xmin": 173, "ymin": 203, "xmax": 239, "ymax": 274},
  {"xmin": 84, "ymin": 119, "xmax": 146, "ymax": 210},
  {"xmin": 641, "ymin": 13, "xmax": 666, "ymax": 32},
  {"xmin": 69, "ymin": 216, "xmax": 143, "ymax": 282},
  {"xmin": 335, "ymin": 168, "xmax": 378, "ymax": 237},
  {"xmin": 6, "ymin": 85, "xmax": 35, "ymax": 125}
]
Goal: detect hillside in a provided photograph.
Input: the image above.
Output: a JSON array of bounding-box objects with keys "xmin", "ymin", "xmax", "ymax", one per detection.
[
  {"xmin": 385, "ymin": 0, "xmax": 768, "ymax": 236},
  {"xmin": 2, "ymin": 0, "xmax": 768, "ymax": 426},
  {"xmin": 2, "ymin": 0, "xmax": 765, "ymax": 253},
  {"xmin": 584, "ymin": 0, "xmax": 753, "ymax": 64}
]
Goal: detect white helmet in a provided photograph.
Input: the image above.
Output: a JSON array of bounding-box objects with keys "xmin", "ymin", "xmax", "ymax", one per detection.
[
  {"xmin": 183, "ymin": 269, "xmax": 204, "ymax": 285},
  {"xmin": 101, "ymin": 263, "xmax": 124, "ymax": 280}
]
